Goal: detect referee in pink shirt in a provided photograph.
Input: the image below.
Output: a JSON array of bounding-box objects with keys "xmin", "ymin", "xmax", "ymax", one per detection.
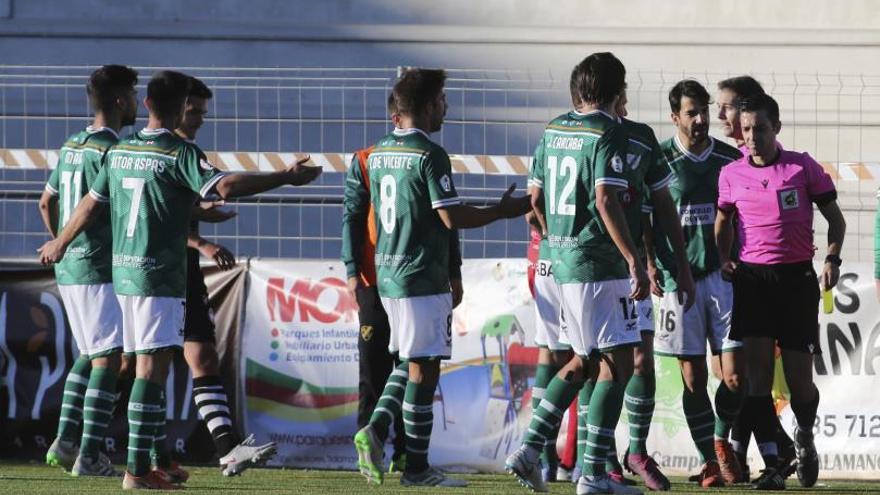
[{"xmin": 714, "ymin": 93, "xmax": 846, "ymax": 490}]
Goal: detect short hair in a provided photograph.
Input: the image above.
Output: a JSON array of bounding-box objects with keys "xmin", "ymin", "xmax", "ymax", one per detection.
[
  {"xmin": 188, "ymin": 76, "xmax": 213, "ymax": 100},
  {"xmin": 146, "ymin": 71, "xmax": 192, "ymax": 119},
  {"xmin": 391, "ymin": 68, "xmax": 446, "ymax": 118},
  {"xmin": 569, "ymin": 52, "xmax": 626, "ymax": 107},
  {"xmin": 717, "ymin": 75, "xmax": 765, "ymax": 102},
  {"xmin": 86, "ymin": 65, "xmax": 138, "ymax": 114},
  {"xmin": 668, "ymin": 79, "xmax": 710, "ymax": 113},
  {"xmin": 386, "ymin": 92, "xmax": 398, "ymax": 115},
  {"xmin": 739, "ymin": 93, "xmax": 780, "ymax": 125}
]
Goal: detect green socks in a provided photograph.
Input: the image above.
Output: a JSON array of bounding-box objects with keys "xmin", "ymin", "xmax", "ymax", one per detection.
[
  {"xmin": 127, "ymin": 379, "xmax": 164, "ymax": 476},
  {"xmin": 533, "ymin": 363, "xmax": 561, "ymax": 467},
  {"xmin": 523, "ymin": 376, "xmax": 580, "ymax": 452},
  {"xmin": 682, "ymin": 386, "xmax": 716, "ymax": 463},
  {"xmin": 402, "ymin": 380, "xmax": 435, "ymax": 474},
  {"xmin": 583, "ymin": 380, "xmax": 625, "ymax": 478},
  {"xmin": 576, "ymin": 379, "xmax": 595, "ymax": 470},
  {"xmin": 625, "ymin": 374, "xmax": 655, "ymax": 456},
  {"xmin": 57, "ymin": 356, "xmax": 92, "ymax": 443},
  {"xmin": 80, "ymin": 366, "xmax": 118, "ymax": 460},
  {"xmin": 368, "ymin": 360, "xmax": 409, "ymax": 441}
]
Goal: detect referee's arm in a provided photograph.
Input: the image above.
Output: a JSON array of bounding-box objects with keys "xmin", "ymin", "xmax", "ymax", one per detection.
[{"xmin": 817, "ymin": 198, "xmax": 846, "ymax": 291}]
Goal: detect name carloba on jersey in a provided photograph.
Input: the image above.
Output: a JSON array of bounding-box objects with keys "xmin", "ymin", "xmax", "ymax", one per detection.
[
  {"xmin": 547, "ymin": 136, "xmax": 584, "ymax": 151},
  {"xmin": 109, "ymin": 154, "xmax": 167, "ymax": 174}
]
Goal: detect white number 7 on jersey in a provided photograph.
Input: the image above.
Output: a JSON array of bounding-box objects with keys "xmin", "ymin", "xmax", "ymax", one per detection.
[{"xmin": 121, "ymin": 177, "xmax": 145, "ymax": 238}]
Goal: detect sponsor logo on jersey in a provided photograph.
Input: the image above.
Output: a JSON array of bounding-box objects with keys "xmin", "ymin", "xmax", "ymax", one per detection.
[
  {"xmin": 779, "ymin": 189, "xmax": 799, "ymax": 210},
  {"xmin": 360, "ymin": 325, "xmax": 374, "ymax": 342},
  {"xmin": 611, "ymin": 154, "xmax": 624, "ymax": 173},
  {"xmin": 199, "ymin": 159, "xmax": 215, "ymax": 171},
  {"xmin": 678, "ymin": 203, "xmax": 716, "ymax": 226},
  {"xmin": 440, "ymin": 174, "xmax": 452, "ymax": 192}
]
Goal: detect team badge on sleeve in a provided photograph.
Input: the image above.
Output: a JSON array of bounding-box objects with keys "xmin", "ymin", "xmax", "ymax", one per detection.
[
  {"xmin": 611, "ymin": 154, "xmax": 624, "ymax": 173},
  {"xmin": 200, "ymin": 158, "xmax": 216, "ymax": 171},
  {"xmin": 440, "ymin": 174, "xmax": 452, "ymax": 192}
]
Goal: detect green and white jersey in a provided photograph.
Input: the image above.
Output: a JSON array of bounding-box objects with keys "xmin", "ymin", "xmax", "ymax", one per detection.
[
  {"xmin": 620, "ymin": 118, "xmax": 671, "ymax": 252},
  {"xmin": 356, "ymin": 128, "xmax": 461, "ymax": 298},
  {"xmin": 89, "ymin": 128, "xmax": 226, "ymax": 298},
  {"xmin": 45, "ymin": 127, "xmax": 118, "ymax": 285},
  {"xmin": 533, "ymin": 110, "xmax": 672, "ymax": 284},
  {"xmin": 528, "ymin": 143, "xmax": 551, "ymax": 262},
  {"xmin": 650, "ymin": 136, "xmax": 741, "ymax": 291}
]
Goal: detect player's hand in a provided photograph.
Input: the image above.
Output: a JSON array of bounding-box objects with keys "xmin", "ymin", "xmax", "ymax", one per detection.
[
  {"xmin": 286, "ymin": 155, "xmax": 322, "ymax": 186},
  {"xmin": 676, "ymin": 266, "xmax": 696, "ymax": 312},
  {"xmin": 451, "ymin": 278, "xmax": 464, "ymax": 309},
  {"xmin": 195, "ymin": 200, "xmax": 237, "ymax": 223},
  {"xmin": 629, "ymin": 262, "xmax": 650, "ymax": 301},
  {"xmin": 198, "ymin": 241, "xmax": 236, "ymax": 270},
  {"xmin": 37, "ymin": 238, "xmax": 67, "ymax": 265},
  {"xmin": 720, "ymin": 259, "xmax": 738, "ymax": 282},
  {"xmin": 347, "ymin": 276, "xmax": 363, "ymax": 309},
  {"xmin": 647, "ymin": 263, "xmax": 664, "ymax": 298},
  {"xmin": 497, "ymin": 184, "xmax": 532, "ymax": 218},
  {"xmin": 821, "ymin": 261, "xmax": 840, "ymax": 291}
]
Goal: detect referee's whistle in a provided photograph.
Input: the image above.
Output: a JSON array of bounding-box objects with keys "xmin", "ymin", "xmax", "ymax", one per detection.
[{"xmin": 822, "ymin": 289, "xmax": 834, "ymax": 314}]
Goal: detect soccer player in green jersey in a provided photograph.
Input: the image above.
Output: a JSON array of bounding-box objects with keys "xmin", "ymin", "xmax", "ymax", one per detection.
[
  {"xmin": 506, "ymin": 53, "xmax": 692, "ymax": 495},
  {"xmin": 349, "ymin": 68, "xmax": 530, "ymax": 488},
  {"xmin": 39, "ymin": 64, "xmax": 138, "ymax": 478},
  {"xmin": 648, "ymin": 80, "xmax": 746, "ymax": 486},
  {"xmin": 38, "ymin": 70, "xmax": 321, "ymax": 490},
  {"xmin": 176, "ymin": 76, "xmax": 277, "ymax": 477}
]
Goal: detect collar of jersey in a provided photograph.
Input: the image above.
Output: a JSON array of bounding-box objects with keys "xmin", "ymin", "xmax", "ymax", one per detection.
[
  {"xmin": 392, "ymin": 127, "xmax": 431, "ymax": 140},
  {"xmin": 571, "ymin": 109, "xmax": 619, "ymax": 123},
  {"xmin": 86, "ymin": 126, "xmax": 119, "ymax": 139},
  {"xmin": 139, "ymin": 127, "xmax": 172, "ymax": 137},
  {"xmin": 674, "ymin": 134, "xmax": 715, "ymax": 162}
]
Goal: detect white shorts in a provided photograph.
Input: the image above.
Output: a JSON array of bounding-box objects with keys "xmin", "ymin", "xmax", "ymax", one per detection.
[
  {"xmin": 653, "ymin": 270, "xmax": 742, "ymax": 357},
  {"xmin": 57, "ymin": 283, "xmax": 123, "ymax": 358},
  {"xmin": 559, "ymin": 279, "xmax": 641, "ymax": 357},
  {"xmin": 636, "ymin": 298, "xmax": 654, "ymax": 333},
  {"xmin": 117, "ymin": 295, "xmax": 185, "ymax": 353},
  {"xmin": 533, "ymin": 260, "xmax": 570, "ymax": 351},
  {"xmin": 381, "ymin": 293, "xmax": 453, "ymax": 360}
]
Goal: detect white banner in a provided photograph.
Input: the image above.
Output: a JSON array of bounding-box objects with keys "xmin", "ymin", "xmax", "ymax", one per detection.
[{"xmin": 239, "ymin": 259, "xmax": 880, "ymax": 479}]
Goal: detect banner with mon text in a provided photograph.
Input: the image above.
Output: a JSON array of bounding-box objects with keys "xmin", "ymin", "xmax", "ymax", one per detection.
[{"xmin": 240, "ymin": 259, "xmax": 880, "ymax": 478}]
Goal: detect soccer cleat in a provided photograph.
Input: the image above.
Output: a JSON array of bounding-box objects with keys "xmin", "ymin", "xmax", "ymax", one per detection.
[
  {"xmin": 714, "ymin": 439, "xmax": 743, "ymax": 485},
  {"xmin": 697, "ymin": 460, "xmax": 724, "ymax": 488},
  {"xmin": 220, "ymin": 434, "xmax": 277, "ymax": 476},
  {"xmin": 46, "ymin": 437, "xmax": 79, "ymax": 472},
  {"xmin": 401, "ymin": 466, "xmax": 468, "ymax": 487},
  {"xmin": 777, "ymin": 435, "xmax": 797, "ymax": 480},
  {"xmin": 576, "ymin": 474, "xmax": 644, "ymax": 495},
  {"xmin": 71, "ymin": 452, "xmax": 122, "ymax": 477},
  {"xmin": 388, "ymin": 453, "xmax": 407, "ymax": 474},
  {"xmin": 608, "ymin": 467, "xmax": 637, "ymax": 486},
  {"xmin": 624, "ymin": 452, "xmax": 670, "ymax": 491},
  {"xmin": 750, "ymin": 467, "xmax": 785, "ymax": 490},
  {"xmin": 122, "ymin": 470, "xmax": 183, "ymax": 490},
  {"xmin": 793, "ymin": 427, "xmax": 819, "ymax": 488},
  {"xmin": 353, "ymin": 425, "xmax": 385, "ymax": 485},
  {"xmin": 505, "ymin": 445, "xmax": 547, "ymax": 492},
  {"xmin": 151, "ymin": 462, "xmax": 189, "ymax": 484},
  {"xmin": 556, "ymin": 466, "xmax": 573, "ymax": 482}
]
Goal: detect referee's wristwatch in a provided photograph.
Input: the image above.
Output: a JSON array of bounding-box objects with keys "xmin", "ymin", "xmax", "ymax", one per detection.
[{"xmin": 825, "ymin": 254, "xmax": 842, "ymax": 266}]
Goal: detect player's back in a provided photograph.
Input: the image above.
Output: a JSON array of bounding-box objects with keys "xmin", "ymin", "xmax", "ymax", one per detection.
[
  {"xmin": 367, "ymin": 128, "xmax": 458, "ymax": 298},
  {"xmin": 102, "ymin": 128, "xmax": 220, "ymax": 297},
  {"xmin": 619, "ymin": 118, "xmax": 666, "ymax": 249},
  {"xmin": 49, "ymin": 127, "xmax": 118, "ymax": 285}
]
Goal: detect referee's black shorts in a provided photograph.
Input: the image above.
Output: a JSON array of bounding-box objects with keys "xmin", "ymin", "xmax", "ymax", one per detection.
[
  {"xmin": 730, "ymin": 260, "xmax": 821, "ymax": 354},
  {"xmin": 184, "ymin": 249, "xmax": 216, "ymax": 344}
]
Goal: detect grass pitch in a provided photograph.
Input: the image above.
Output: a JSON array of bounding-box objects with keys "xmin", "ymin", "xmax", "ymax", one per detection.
[{"xmin": 1, "ymin": 461, "xmax": 879, "ymax": 494}]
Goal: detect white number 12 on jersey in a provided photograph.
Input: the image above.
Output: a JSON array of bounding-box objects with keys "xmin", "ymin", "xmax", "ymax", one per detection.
[
  {"xmin": 121, "ymin": 177, "xmax": 145, "ymax": 238},
  {"xmin": 547, "ymin": 155, "xmax": 577, "ymax": 216}
]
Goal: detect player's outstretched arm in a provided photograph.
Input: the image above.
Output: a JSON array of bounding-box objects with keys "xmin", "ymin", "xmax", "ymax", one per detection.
[
  {"xmin": 818, "ymin": 200, "xmax": 846, "ymax": 290},
  {"xmin": 714, "ymin": 207, "xmax": 736, "ymax": 280},
  {"xmin": 650, "ymin": 187, "xmax": 695, "ymax": 310},
  {"xmin": 37, "ymin": 194, "xmax": 104, "ymax": 265},
  {"xmin": 38, "ymin": 189, "xmax": 59, "ymax": 238},
  {"xmin": 214, "ymin": 156, "xmax": 322, "ymax": 199},
  {"xmin": 596, "ymin": 184, "xmax": 649, "ymax": 300},
  {"xmin": 436, "ymin": 184, "xmax": 531, "ymax": 229}
]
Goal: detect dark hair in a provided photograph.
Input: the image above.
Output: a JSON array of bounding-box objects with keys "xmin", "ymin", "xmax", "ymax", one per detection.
[
  {"xmin": 569, "ymin": 52, "xmax": 626, "ymax": 107},
  {"xmin": 391, "ymin": 68, "xmax": 446, "ymax": 118},
  {"xmin": 87, "ymin": 65, "xmax": 138, "ymax": 114},
  {"xmin": 668, "ymin": 79, "xmax": 710, "ymax": 113},
  {"xmin": 146, "ymin": 71, "xmax": 192, "ymax": 119},
  {"xmin": 739, "ymin": 93, "xmax": 780, "ymax": 125},
  {"xmin": 188, "ymin": 76, "xmax": 213, "ymax": 99},
  {"xmin": 717, "ymin": 75, "xmax": 765, "ymax": 102},
  {"xmin": 387, "ymin": 92, "xmax": 398, "ymax": 115}
]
